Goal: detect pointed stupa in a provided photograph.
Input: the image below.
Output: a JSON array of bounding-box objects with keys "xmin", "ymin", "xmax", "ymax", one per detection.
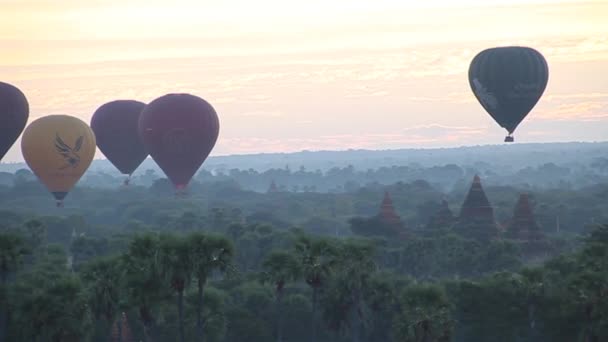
[
  {"xmin": 375, "ymin": 191, "xmax": 407, "ymax": 238},
  {"xmin": 378, "ymin": 191, "xmax": 402, "ymax": 226},
  {"xmin": 426, "ymin": 199, "xmax": 455, "ymax": 229},
  {"xmin": 110, "ymin": 312, "xmax": 133, "ymax": 342},
  {"xmin": 267, "ymin": 180, "xmax": 279, "ymax": 193},
  {"xmin": 508, "ymin": 193, "xmax": 543, "ymax": 241},
  {"xmin": 121, "ymin": 313, "xmax": 133, "ymax": 342},
  {"xmin": 455, "ymin": 175, "xmax": 498, "ymax": 240}
]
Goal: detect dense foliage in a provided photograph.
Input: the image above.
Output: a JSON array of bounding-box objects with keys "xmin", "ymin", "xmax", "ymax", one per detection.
[{"xmin": 0, "ymin": 145, "xmax": 607, "ymax": 341}]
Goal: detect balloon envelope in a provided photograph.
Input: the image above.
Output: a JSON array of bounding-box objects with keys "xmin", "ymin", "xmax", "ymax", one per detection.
[
  {"xmin": 138, "ymin": 93, "xmax": 219, "ymax": 189},
  {"xmin": 0, "ymin": 82, "xmax": 29, "ymax": 161},
  {"xmin": 468, "ymin": 46, "xmax": 548, "ymax": 140},
  {"xmin": 21, "ymin": 115, "xmax": 96, "ymax": 203},
  {"xmin": 91, "ymin": 100, "xmax": 147, "ymax": 175}
]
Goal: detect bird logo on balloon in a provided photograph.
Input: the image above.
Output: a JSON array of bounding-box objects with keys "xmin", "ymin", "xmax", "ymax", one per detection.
[{"xmin": 55, "ymin": 133, "xmax": 83, "ymax": 170}]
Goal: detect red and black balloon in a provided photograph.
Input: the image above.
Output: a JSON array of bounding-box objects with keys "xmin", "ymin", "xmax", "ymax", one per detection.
[{"xmin": 138, "ymin": 93, "xmax": 219, "ymax": 191}]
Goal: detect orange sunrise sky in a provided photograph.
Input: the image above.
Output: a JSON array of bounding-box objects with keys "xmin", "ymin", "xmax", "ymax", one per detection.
[{"xmin": 1, "ymin": 0, "xmax": 607, "ymax": 162}]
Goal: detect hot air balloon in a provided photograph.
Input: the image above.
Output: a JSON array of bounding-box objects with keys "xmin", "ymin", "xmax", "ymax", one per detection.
[
  {"xmin": 138, "ymin": 93, "xmax": 219, "ymax": 193},
  {"xmin": 0, "ymin": 82, "xmax": 29, "ymax": 161},
  {"xmin": 21, "ymin": 115, "xmax": 96, "ymax": 206},
  {"xmin": 91, "ymin": 100, "xmax": 147, "ymax": 185},
  {"xmin": 468, "ymin": 46, "xmax": 549, "ymax": 142}
]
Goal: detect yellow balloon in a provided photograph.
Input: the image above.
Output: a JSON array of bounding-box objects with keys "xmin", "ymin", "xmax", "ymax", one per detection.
[{"xmin": 21, "ymin": 115, "xmax": 96, "ymax": 206}]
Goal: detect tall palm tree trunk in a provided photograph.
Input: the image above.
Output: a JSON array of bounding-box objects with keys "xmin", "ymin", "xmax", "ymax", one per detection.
[
  {"xmin": 178, "ymin": 290, "xmax": 185, "ymax": 342},
  {"xmin": 350, "ymin": 289, "xmax": 362, "ymax": 342},
  {"xmin": 117, "ymin": 318, "xmax": 123, "ymax": 342},
  {"xmin": 0, "ymin": 271, "xmax": 6, "ymax": 342},
  {"xmin": 310, "ymin": 287, "xmax": 318, "ymax": 342},
  {"xmin": 140, "ymin": 306, "xmax": 155, "ymax": 342},
  {"xmin": 196, "ymin": 278, "xmax": 205, "ymax": 342},
  {"xmin": 0, "ymin": 310, "xmax": 6, "ymax": 342},
  {"xmin": 276, "ymin": 289, "xmax": 284, "ymax": 342}
]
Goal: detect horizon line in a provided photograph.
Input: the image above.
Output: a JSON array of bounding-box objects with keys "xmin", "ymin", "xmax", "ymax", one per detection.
[{"xmin": 2, "ymin": 140, "xmax": 607, "ymax": 165}]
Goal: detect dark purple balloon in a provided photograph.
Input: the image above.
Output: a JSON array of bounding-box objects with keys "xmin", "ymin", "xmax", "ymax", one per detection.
[
  {"xmin": 138, "ymin": 94, "xmax": 219, "ymax": 189},
  {"xmin": 91, "ymin": 100, "xmax": 148, "ymax": 175},
  {"xmin": 0, "ymin": 82, "xmax": 29, "ymax": 161}
]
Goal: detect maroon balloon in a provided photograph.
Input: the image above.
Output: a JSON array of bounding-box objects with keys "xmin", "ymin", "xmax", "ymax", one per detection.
[
  {"xmin": 0, "ymin": 82, "xmax": 29, "ymax": 161},
  {"xmin": 138, "ymin": 93, "xmax": 219, "ymax": 189},
  {"xmin": 91, "ymin": 100, "xmax": 148, "ymax": 175}
]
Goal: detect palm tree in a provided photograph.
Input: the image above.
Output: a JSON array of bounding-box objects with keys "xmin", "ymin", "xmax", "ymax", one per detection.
[
  {"xmin": 122, "ymin": 234, "xmax": 165, "ymax": 342},
  {"xmin": 334, "ymin": 239, "xmax": 377, "ymax": 342},
  {"xmin": 392, "ymin": 284, "xmax": 453, "ymax": 342},
  {"xmin": 261, "ymin": 250, "xmax": 302, "ymax": 342},
  {"xmin": 23, "ymin": 219, "xmax": 45, "ymax": 263},
  {"xmin": 80, "ymin": 256, "xmax": 124, "ymax": 340},
  {"xmin": 10, "ymin": 271, "xmax": 93, "ymax": 342},
  {"xmin": 0, "ymin": 232, "xmax": 27, "ymax": 285},
  {"xmin": 159, "ymin": 234, "xmax": 193, "ymax": 342},
  {"xmin": 188, "ymin": 233, "xmax": 234, "ymax": 342},
  {"xmin": 294, "ymin": 235, "xmax": 338, "ymax": 342},
  {"xmin": 0, "ymin": 232, "xmax": 27, "ymax": 342}
]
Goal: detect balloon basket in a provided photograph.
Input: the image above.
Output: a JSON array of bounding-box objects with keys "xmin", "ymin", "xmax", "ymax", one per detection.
[
  {"xmin": 175, "ymin": 191, "xmax": 189, "ymax": 198},
  {"xmin": 56, "ymin": 200, "xmax": 64, "ymax": 208},
  {"xmin": 175, "ymin": 185, "xmax": 189, "ymax": 198},
  {"xmin": 504, "ymin": 136, "xmax": 514, "ymax": 143}
]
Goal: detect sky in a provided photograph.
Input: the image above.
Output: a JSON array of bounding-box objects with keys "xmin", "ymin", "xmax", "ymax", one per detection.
[{"xmin": 1, "ymin": 0, "xmax": 607, "ymax": 163}]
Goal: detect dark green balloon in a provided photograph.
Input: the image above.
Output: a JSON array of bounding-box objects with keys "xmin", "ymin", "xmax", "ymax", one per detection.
[{"xmin": 468, "ymin": 46, "xmax": 549, "ymax": 142}]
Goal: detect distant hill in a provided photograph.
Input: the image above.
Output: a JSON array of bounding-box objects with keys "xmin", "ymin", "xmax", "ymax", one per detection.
[{"xmin": 1, "ymin": 141, "xmax": 607, "ymax": 175}]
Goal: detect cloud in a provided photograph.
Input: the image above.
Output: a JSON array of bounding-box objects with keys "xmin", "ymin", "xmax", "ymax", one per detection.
[
  {"xmin": 214, "ymin": 124, "xmax": 489, "ymax": 154},
  {"xmin": 402, "ymin": 124, "xmax": 487, "ymax": 136},
  {"xmin": 239, "ymin": 110, "xmax": 284, "ymax": 117},
  {"xmin": 536, "ymin": 102, "xmax": 608, "ymax": 121},
  {"xmin": 544, "ymin": 92, "xmax": 608, "ymax": 101},
  {"xmin": 406, "ymin": 92, "xmax": 476, "ymax": 104},
  {"xmin": 533, "ymin": 93, "xmax": 608, "ymax": 122}
]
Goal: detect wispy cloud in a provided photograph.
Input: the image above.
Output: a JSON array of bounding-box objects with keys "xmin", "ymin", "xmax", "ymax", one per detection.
[
  {"xmin": 239, "ymin": 111, "xmax": 284, "ymax": 117},
  {"xmin": 1, "ymin": 1, "xmax": 607, "ymax": 163},
  {"xmin": 214, "ymin": 124, "xmax": 489, "ymax": 154},
  {"xmin": 536, "ymin": 101, "xmax": 608, "ymax": 121}
]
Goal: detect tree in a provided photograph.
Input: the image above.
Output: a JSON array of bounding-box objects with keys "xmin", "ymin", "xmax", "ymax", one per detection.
[
  {"xmin": 189, "ymin": 233, "xmax": 234, "ymax": 342},
  {"xmin": 159, "ymin": 234, "xmax": 193, "ymax": 342},
  {"xmin": 80, "ymin": 256, "xmax": 124, "ymax": 341},
  {"xmin": 261, "ymin": 250, "xmax": 301, "ymax": 342},
  {"xmin": 0, "ymin": 232, "xmax": 27, "ymax": 342},
  {"xmin": 70, "ymin": 236, "xmax": 109, "ymax": 271},
  {"xmin": 9, "ymin": 245, "xmax": 92, "ymax": 342},
  {"xmin": 325, "ymin": 240, "xmax": 376, "ymax": 342},
  {"xmin": 0, "ymin": 232, "xmax": 27, "ymax": 285},
  {"xmin": 122, "ymin": 234, "xmax": 166, "ymax": 342},
  {"xmin": 569, "ymin": 225, "xmax": 608, "ymax": 341},
  {"xmin": 392, "ymin": 284, "xmax": 453, "ymax": 342},
  {"xmin": 23, "ymin": 219, "xmax": 46, "ymax": 264},
  {"xmin": 294, "ymin": 235, "xmax": 338, "ymax": 342}
]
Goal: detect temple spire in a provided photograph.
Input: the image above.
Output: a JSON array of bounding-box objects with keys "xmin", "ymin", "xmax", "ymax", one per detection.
[
  {"xmin": 379, "ymin": 191, "xmax": 400, "ymax": 224},
  {"xmin": 378, "ymin": 191, "xmax": 406, "ymax": 235},
  {"xmin": 427, "ymin": 199, "xmax": 455, "ymax": 229},
  {"xmin": 455, "ymin": 175, "xmax": 498, "ymax": 240},
  {"xmin": 110, "ymin": 312, "xmax": 133, "ymax": 342},
  {"xmin": 507, "ymin": 193, "xmax": 543, "ymax": 241},
  {"xmin": 267, "ymin": 180, "xmax": 279, "ymax": 193}
]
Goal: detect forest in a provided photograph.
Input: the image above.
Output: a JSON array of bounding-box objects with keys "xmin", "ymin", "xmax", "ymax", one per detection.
[{"xmin": 1, "ymin": 144, "xmax": 608, "ymax": 342}]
